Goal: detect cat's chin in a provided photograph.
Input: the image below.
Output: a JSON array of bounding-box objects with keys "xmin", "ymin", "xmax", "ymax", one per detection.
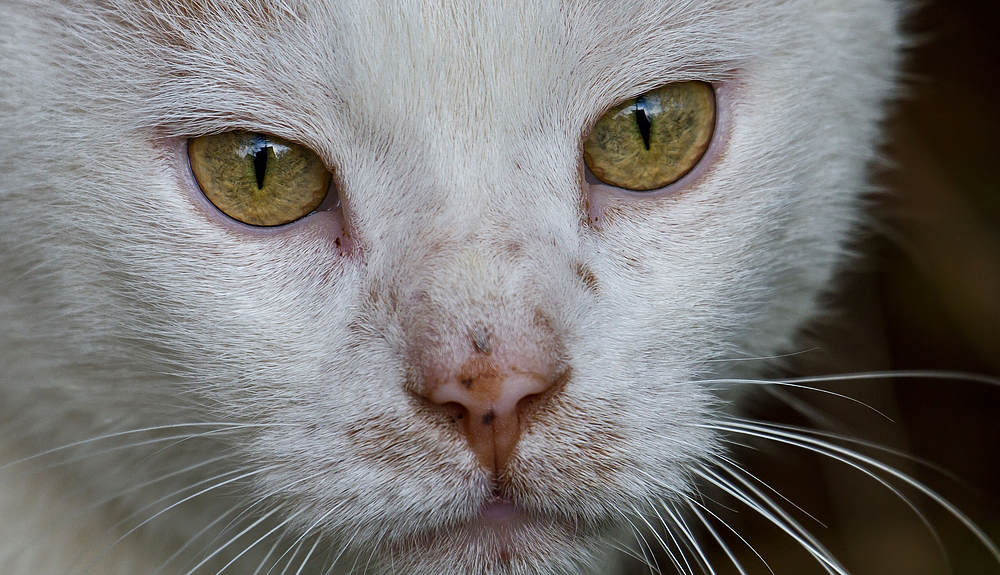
[{"xmin": 376, "ymin": 500, "xmax": 609, "ymax": 575}]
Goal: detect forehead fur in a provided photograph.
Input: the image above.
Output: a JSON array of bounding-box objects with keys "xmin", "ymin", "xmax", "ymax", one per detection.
[{"xmin": 70, "ymin": 0, "xmax": 762, "ymax": 139}]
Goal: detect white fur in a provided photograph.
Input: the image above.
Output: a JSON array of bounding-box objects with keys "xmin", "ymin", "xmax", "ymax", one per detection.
[{"xmin": 0, "ymin": 0, "xmax": 903, "ymax": 573}]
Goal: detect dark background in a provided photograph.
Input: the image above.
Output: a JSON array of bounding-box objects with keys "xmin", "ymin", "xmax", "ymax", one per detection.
[{"xmin": 642, "ymin": 1, "xmax": 1000, "ymax": 573}]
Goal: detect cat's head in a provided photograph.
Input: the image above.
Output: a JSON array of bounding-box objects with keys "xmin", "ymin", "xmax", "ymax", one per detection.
[{"xmin": 0, "ymin": 0, "xmax": 901, "ymax": 572}]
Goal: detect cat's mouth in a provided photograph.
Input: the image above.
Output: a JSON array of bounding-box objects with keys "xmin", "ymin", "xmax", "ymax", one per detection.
[
  {"xmin": 459, "ymin": 493, "xmax": 532, "ymax": 539},
  {"xmin": 477, "ymin": 497, "xmax": 522, "ymax": 524},
  {"xmin": 401, "ymin": 493, "xmax": 576, "ymax": 565}
]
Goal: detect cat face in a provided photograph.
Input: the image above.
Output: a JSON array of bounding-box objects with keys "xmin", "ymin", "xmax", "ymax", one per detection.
[{"xmin": 0, "ymin": 0, "xmax": 901, "ymax": 573}]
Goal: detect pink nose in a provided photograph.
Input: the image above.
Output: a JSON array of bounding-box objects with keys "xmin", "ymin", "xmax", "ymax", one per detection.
[{"xmin": 423, "ymin": 353, "xmax": 560, "ymax": 473}]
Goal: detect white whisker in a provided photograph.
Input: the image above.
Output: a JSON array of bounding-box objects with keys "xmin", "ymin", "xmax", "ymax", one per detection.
[
  {"xmin": 181, "ymin": 506, "xmax": 286, "ymax": 575},
  {"xmin": 85, "ymin": 466, "xmax": 279, "ymax": 575},
  {"xmin": 615, "ymin": 508, "xmax": 664, "ymax": 575},
  {"xmin": 151, "ymin": 498, "xmax": 259, "ymax": 575},
  {"xmin": 0, "ymin": 423, "xmax": 274, "ymax": 473},
  {"xmin": 707, "ymin": 418, "xmax": 1000, "ymax": 563},
  {"xmin": 633, "ymin": 502, "xmax": 685, "ymax": 575},
  {"xmin": 710, "ymin": 450, "xmax": 827, "ymax": 528},
  {"xmin": 292, "ymin": 535, "xmax": 322, "ymax": 575},
  {"xmin": 684, "ymin": 495, "xmax": 772, "ymax": 575},
  {"xmin": 249, "ymin": 528, "xmax": 288, "ymax": 575},
  {"xmin": 275, "ymin": 536, "xmax": 306, "ymax": 575},
  {"xmin": 72, "ymin": 453, "xmax": 234, "ymax": 521},
  {"xmin": 209, "ymin": 508, "xmax": 306, "ymax": 575},
  {"xmin": 656, "ymin": 500, "xmax": 716, "ymax": 575},
  {"xmin": 256, "ymin": 497, "xmax": 352, "ymax": 575},
  {"xmin": 725, "ymin": 415, "xmax": 960, "ymax": 482},
  {"xmin": 695, "ymin": 464, "xmax": 847, "ymax": 575},
  {"xmin": 318, "ymin": 524, "xmax": 364, "ymax": 575}
]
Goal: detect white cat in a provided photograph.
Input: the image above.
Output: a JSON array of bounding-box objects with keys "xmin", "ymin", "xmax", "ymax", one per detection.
[{"xmin": 2, "ymin": 1, "xmax": 985, "ymax": 574}]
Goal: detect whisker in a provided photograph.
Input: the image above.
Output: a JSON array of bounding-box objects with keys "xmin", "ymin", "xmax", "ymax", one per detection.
[
  {"xmin": 208, "ymin": 508, "xmax": 306, "ymax": 575},
  {"xmin": 256, "ymin": 496, "xmax": 352, "ymax": 575},
  {"xmin": 70, "ymin": 453, "xmax": 234, "ymax": 522},
  {"xmin": 181, "ymin": 506, "xmax": 286, "ymax": 575},
  {"xmin": 695, "ymin": 378, "xmax": 893, "ymax": 421},
  {"xmin": 683, "ymin": 496, "xmax": 772, "ymax": 575},
  {"xmin": 361, "ymin": 527, "xmax": 388, "ymax": 575},
  {"xmin": 291, "ymin": 535, "xmax": 322, "ymax": 575},
  {"xmin": 274, "ymin": 536, "xmax": 306, "ymax": 575},
  {"xmin": 205, "ymin": 466, "xmax": 334, "ymax": 548},
  {"xmin": 0, "ymin": 422, "xmax": 276, "ymax": 472},
  {"xmin": 695, "ymin": 464, "xmax": 846, "ymax": 575},
  {"xmin": 318, "ymin": 524, "xmax": 364, "ymax": 575},
  {"xmin": 708, "ymin": 419, "xmax": 1000, "ymax": 564},
  {"xmin": 151, "ymin": 497, "xmax": 261, "ymax": 575},
  {"xmin": 710, "ymin": 451, "xmax": 827, "ymax": 528},
  {"xmin": 703, "ymin": 347, "xmax": 821, "ymax": 363},
  {"xmin": 85, "ymin": 465, "xmax": 279, "ymax": 575},
  {"xmin": 656, "ymin": 500, "xmax": 716, "ymax": 575},
  {"xmin": 724, "ymin": 415, "xmax": 962, "ymax": 483},
  {"xmin": 615, "ymin": 508, "xmax": 663, "ymax": 575},
  {"xmin": 605, "ymin": 530, "xmax": 660, "ymax": 574},
  {"xmin": 758, "ymin": 385, "xmax": 850, "ymax": 430},
  {"xmin": 721, "ymin": 370, "xmax": 1000, "ymax": 388},
  {"xmin": 250, "ymin": 533, "xmax": 288, "ymax": 575},
  {"xmin": 192, "ymin": 466, "xmax": 341, "ymax": 575},
  {"xmin": 632, "ymin": 502, "xmax": 684, "ymax": 575}
]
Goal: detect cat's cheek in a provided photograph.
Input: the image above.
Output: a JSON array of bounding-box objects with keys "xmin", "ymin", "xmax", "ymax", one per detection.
[
  {"xmin": 165, "ymin": 137, "xmax": 356, "ymax": 257},
  {"xmin": 584, "ymin": 81, "xmax": 736, "ymax": 228}
]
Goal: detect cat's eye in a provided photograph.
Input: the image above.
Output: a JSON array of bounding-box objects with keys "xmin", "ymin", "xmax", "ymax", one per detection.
[
  {"xmin": 584, "ymin": 82, "xmax": 715, "ymax": 191},
  {"xmin": 188, "ymin": 132, "xmax": 331, "ymax": 226}
]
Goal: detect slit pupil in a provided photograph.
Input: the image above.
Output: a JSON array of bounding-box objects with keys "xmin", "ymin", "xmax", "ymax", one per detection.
[
  {"xmin": 634, "ymin": 105, "xmax": 652, "ymax": 151},
  {"xmin": 253, "ymin": 146, "xmax": 269, "ymax": 189}
]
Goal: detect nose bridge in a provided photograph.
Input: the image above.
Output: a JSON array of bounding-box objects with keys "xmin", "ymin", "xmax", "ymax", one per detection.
[{"xmin": 405, "ymin": 245, "xmax": 535, "ymax": 378}]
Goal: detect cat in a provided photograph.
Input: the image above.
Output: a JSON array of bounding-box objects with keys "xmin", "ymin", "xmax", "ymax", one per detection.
[{"xmin": 1, "ymin": 0, "xmax": 990, "ymax": 574}]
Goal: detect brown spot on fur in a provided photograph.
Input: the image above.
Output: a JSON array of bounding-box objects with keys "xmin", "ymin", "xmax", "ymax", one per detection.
[
  {"xmin": 575, "ymin": 262, "xmax": 599, "ymax": 294},
  {"xmin": 533, "ymin": 307, "xmax": 554, "ymax": 331},
  {"xmin": 471, "ymin": 326, "xmax": 493, "ymax": 355},
  {"xmin": 481, "ymin": 411, "xmax": 496, "ymax": 426}
]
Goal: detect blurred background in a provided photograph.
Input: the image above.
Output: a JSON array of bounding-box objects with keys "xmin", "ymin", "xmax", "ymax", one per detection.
[{"xmin": 637, "ymin": 1, "xmax": 1000, "ymax": 573}]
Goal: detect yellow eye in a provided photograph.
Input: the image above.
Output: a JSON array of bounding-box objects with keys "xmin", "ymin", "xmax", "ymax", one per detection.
[
  {"xmin": 188, "ymin": 132, "xmax": 331, "ymax": 226},
  {"xmin": 583, "ymin": 82, "xmax": 715, "ymax": 191}
]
